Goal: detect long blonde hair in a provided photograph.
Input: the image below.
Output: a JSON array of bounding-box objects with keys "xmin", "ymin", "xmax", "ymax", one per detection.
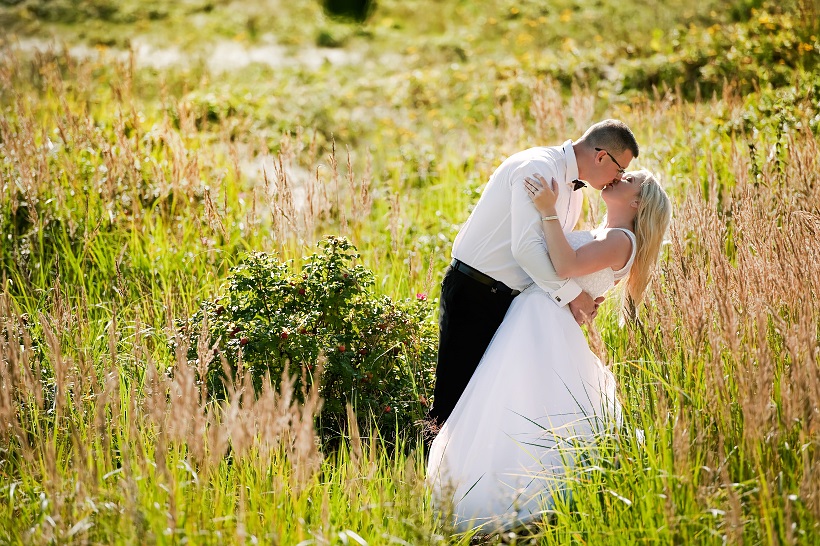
[{"xmin": 621, "ymin": 170, "xmax": 672, "ymax": 318}]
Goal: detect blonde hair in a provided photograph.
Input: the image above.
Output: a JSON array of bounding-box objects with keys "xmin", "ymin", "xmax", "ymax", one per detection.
[{"xmin": 621, "ymin": 170, "xmax": 672, "ymax": 318}]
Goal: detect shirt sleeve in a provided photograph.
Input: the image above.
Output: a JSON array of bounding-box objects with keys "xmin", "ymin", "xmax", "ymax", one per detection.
[{"xmin": 508, "ymin": 159, "xmax": 584, "ymax": 307}]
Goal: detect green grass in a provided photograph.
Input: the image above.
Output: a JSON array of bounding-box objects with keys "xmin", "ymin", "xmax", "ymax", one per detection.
[{"xmin": 1, "ymin": 0, "xmax": 819, "ymax": 543}]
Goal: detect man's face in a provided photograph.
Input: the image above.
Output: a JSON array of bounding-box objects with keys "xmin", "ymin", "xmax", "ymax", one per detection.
[{"xmin": 586, "ymin": 148, "xmax": 634, "ymax": 190}]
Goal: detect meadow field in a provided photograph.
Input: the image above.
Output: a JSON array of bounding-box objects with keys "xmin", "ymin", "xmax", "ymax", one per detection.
[{"xmin": 1, "ymin": 0, "xmax": 819, "ymax": 543}]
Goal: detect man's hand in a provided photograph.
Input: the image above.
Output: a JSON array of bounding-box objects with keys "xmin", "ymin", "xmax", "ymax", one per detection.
[{"xmin": 568, "ymin": 291, "xmax": 605, "ymax": 325}]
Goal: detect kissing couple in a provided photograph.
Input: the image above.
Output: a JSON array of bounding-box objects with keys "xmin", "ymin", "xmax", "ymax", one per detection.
[{"xmin": 426, "ymin": 119, "xmax": 672, "ymax": 532}]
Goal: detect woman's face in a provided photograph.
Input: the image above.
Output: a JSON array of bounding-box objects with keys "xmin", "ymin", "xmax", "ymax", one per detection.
[{"xmin": 602, "ymin": 171, "xmax": 644, "ymax": 212}]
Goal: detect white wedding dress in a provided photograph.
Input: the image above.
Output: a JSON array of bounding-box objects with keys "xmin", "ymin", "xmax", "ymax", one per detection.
[{"xmin": 427, "ymin": 228, "xmax": 636, "ymax": 533}]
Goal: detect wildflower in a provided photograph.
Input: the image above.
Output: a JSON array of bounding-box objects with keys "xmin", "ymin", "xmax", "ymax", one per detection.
[{"xmin": 416, "ymin": 292, "xmax": 427, "ymax": 301}]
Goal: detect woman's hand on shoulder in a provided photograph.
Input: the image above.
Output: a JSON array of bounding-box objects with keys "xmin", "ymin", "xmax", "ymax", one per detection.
[{"xmin": 524, "ymin": 173, "xmax": 558, "ymax": 216}]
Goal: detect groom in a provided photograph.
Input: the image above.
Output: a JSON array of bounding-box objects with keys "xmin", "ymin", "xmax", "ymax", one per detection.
[{"xmin": 429, "ymin": 119, "xmax": 640, "ymax": 427}]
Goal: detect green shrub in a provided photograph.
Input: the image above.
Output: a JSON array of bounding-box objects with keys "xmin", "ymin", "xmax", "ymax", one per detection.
[
  {"xmin": 617, "ymin": 6, "xmax": 818, "ymax": 98},
  {"xmin": 181, "ymin": 236, "xmax": 437, "ymax": 443}
]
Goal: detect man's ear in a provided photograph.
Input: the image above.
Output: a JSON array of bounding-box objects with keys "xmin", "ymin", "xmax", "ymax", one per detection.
[{"xmin": 630, "ymin": 199, "xmax": 640, "ymax": 209}]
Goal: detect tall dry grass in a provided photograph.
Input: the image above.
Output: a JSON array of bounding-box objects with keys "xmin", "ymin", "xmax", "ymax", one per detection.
[
  {"xmin": 0, "ymin": 281, "xmax": 328, "ymax": 536},
  {"xmin": 615, "ymin": 123, "xmax": 820, "ymax": 540}
]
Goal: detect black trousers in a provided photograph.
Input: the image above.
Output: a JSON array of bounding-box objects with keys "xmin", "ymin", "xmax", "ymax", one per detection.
[{"xmin": 428, "ymin": 265, "xmax": 517, "ymax": 426}]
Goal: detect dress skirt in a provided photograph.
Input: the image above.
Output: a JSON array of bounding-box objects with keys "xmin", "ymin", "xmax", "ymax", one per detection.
[{"xmin": 426, "ymin": 287, "xmax": 622, "ymax": 533}]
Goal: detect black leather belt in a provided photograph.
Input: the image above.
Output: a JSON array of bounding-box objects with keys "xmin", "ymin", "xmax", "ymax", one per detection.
[{"xmin": 451, "ymin": 259, "xmax": 521, "ymax": 296}]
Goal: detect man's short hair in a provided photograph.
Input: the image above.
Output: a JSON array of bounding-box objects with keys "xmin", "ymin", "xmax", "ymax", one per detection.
[{"xmin": 581, "ymin": 119, "xmax": 639, "ymax": 158}]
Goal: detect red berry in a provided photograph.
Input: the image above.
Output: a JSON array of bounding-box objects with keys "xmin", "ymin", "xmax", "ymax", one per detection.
[
  {"xmin": 338, "ymin": 344, "xmax": 346, "ymax": 352},
  {"xmin": 281, "ymin": 331, "xmax": 289, "ymax": 340},
  {"xmin": 298, "ymin": 288, "xmax": 306, "ymax": 295},
  {"xmin": 298, "ymin": 327, "xmax": 308, "ymax": 335},
  {"xmin": 384, "ymin": 405, "xmax": 391, "ymax": 413},
  {"xmin": 239, "ymin": 337, "xmax": 249, "ymax": 346},
  {"xmin": 215, "ymin": 305, "xmax": 225, "ymax": 315},
  {"xmin": 358, "ymin": 348, "xmax": 368, "ymax": 356}
]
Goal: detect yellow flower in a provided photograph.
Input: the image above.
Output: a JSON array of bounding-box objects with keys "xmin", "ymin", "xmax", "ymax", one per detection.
[
  {"xmin": 488, "ymin": 17, "xmax": 497, "ymax": 25},
  {"xmin": 510, "ymin": 7, "xmax": 519, "ymax": 15},
  {"xmin": 560, "ymin": 9, "xmax": 572, "ymax": 22}
]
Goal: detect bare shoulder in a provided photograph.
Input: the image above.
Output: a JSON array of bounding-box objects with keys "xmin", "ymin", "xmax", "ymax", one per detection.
[{"xmin": 596, "ymin": 229, "xmax": 633, "ymax": 269}]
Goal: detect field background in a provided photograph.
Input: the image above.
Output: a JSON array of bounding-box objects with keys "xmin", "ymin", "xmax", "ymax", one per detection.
[{"xmin": 1, "ymin": 0, "xmax": 819, "ymax": 544}]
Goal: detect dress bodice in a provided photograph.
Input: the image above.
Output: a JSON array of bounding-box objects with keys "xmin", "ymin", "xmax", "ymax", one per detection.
[{"xmin": 524, "ymin": 228, "xmax": 636, "ymax": 299}]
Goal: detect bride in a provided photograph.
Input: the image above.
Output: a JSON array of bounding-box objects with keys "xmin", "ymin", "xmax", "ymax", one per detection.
[{"xmin": 426, "ymin": 169, "xmax": 672, "ymax": 533}]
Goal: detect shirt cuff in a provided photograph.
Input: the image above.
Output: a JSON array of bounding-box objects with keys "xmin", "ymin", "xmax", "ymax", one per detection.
[{"xmin": 548, "ymin": 278, "xmax": 583, "ymax": 307}]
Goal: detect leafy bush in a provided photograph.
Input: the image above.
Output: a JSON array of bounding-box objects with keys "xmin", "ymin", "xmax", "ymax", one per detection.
[
  {"xmin": 182, "ymin": 236, "xmax": 437, "ymax": 443},
  {"xmin": 321, "ymin": 0, "xmax": 376, "ymax": 23}
]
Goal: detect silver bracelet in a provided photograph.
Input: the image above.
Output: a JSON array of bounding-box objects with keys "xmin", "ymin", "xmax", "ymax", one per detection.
[{"xmin": 541, "ymin": 215, "xmax": 559, "ymax": 222}]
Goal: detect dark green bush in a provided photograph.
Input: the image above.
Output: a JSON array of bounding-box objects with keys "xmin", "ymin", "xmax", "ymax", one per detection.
[
  {"xmin": 181, "ymin": 236, "xmax": 437, "ymax": 443},
  {"xmin": 321, "ymin": 0, "xmax": 376, "ymax": 23}
]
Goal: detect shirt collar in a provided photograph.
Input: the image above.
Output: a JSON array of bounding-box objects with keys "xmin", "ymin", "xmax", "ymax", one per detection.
[{"xmin": 562, "ymin": 140, "xmax": 580, "ymax": 187}]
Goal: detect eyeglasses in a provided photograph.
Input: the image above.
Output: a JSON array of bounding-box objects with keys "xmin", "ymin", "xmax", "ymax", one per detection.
[{"xmin": 595, "ymin": 147, "xmax": 626, "ymax": 175}]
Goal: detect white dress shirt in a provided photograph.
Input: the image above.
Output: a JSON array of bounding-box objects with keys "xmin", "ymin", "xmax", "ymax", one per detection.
[{"xmin": 451, "ymin": 140, "xmax": 583, "ymax": 306}]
